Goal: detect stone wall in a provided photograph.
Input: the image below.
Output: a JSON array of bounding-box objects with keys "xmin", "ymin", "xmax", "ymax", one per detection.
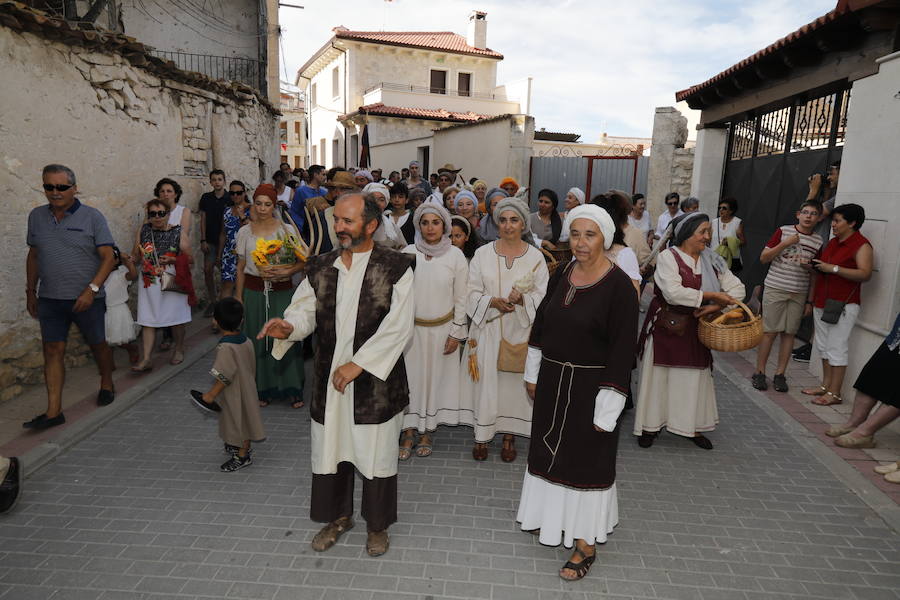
[
  {"xmin": 646, "ymin": 107, "xmax": 695, "ymax": 225},
  {"xmin": 0, "ymin": 24, "xmax": 279, "ymax": 398}
]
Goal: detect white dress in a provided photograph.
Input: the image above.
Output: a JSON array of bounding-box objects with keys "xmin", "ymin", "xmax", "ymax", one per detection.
[
  {"xmin": 401, "ymin": 245, "xmax": 469, "ymax": 432},
  {"xmin": 136, "ymin": 224, "xmax": 192, "ymax": 328},
  {"xmin": 628, "ymin": 211, "xmax": 651, "ymax": 235},
  {"xmin": 104, "ymin": 265, "xmax": 136, "ymax": 344},
  {"xmin": 458, "ymin": 243, "xmax": 549, "ymax": 442},
  {"xmin": 273, "ymin": 250, "xmax": 415, "ymax": 478},
  {"xmin": 633, "ymin": 247, "xmax": 745, "ymax": 437}
]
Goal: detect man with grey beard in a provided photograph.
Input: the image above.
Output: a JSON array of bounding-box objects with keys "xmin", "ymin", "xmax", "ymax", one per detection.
[{"xmin": 259, "ymin": 193, "xmax": 415, "ymax": 558}]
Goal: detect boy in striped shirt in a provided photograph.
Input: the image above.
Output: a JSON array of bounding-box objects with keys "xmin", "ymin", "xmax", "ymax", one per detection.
[{"xmin": 752, "ymin": 201, "xmax": 823, "ymax": 392}]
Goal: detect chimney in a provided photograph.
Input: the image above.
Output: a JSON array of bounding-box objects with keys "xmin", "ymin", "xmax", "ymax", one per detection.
[{"xmin": 467, "ymin": 10, "xmax": 487, "ymax": 49}]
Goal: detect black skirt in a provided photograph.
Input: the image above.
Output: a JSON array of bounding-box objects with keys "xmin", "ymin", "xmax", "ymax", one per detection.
[{"xmin": 853, "ymin": 342, "xmax": 898, "ymax": 408}]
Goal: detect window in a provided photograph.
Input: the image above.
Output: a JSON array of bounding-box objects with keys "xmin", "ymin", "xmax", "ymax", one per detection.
[
  {"xmin": 310, "ymin": 83, "xmax": 317, "ymax": 107},
  {"xmin": 417, "ymin": 145, "xmax": 430, "ymax": 176},
  {"xmin": 320, "ymin": 138, "xmax": 327, "ymax": 164},
  {"xmin": 332, "ymin": 67, "xmax": 340, "ymax": 99},
  {"xmin": 430, "ymin": 69, "xmax": 447, "ymax": 94},
  {"xmin": 280, "ymin": 154, "xmax": 288, "ymax": 164},
  {"xmin": 458, "ymin": 72, "xmax": 471, "ymax": 97},
  {"xmin": 332, "ymin": 139, "xmax": 340, "ymax": 166},
  {"xmin": 294, "ymin": 156, "xmax": 301, "ymax": 169},
  {"xmin": 279, "ymin": 122, "xmax": 287, "ymax": 143},
  {"xmin": 311, "ymin": 145, "xmax": 317, "ymax": 164},
  {"xmin": 294, "ymin": 121, "xmax": 301, "ymax": 144},
  {"xmin": 350, "ymin": 134, "xmax": 359, "ymax": 167}
]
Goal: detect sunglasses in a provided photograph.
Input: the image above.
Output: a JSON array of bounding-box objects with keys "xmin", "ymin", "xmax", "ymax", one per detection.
[
  {"xmin": 147, "ymin": 210, "xmax": 169, "ymax": 218},
  {"xmin": 666, "ymin": 201, "xmax": 679, "ymax": 206},
  {"xmin": 43, "ymin": 183, "xmax": 74, "ymax": 192},
  {"xmin": 718, "ymin": 206, "xmax": 730, "ymax": 210},
  {"xmin": 231, "ymin": 191, "xmax": 245, "ymax": 196}
]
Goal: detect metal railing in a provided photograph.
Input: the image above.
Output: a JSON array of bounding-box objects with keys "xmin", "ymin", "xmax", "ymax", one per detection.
[
  {"xmin": 364, "ymin": 81, "xmax": 506, "ymax": 101},
  {"xmin": 149, "ymin": 50, "xmax": 264, "ymax": 92}
]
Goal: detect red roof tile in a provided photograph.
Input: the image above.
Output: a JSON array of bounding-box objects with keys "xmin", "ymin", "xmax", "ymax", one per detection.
[
  {"xmin": 334, "ymin": 29, "xmax": 503, "ymax": 59},
  {"xmin": 345, "ymin": 103, "xmax": 491, "ymax": 123},
  {"xmin": 675, "ymin": 6, "xmax": 850, "ymax": 102}
]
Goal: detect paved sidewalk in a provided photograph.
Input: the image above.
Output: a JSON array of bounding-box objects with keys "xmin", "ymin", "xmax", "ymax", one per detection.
[{"xmin": 1, "ymin": 350, "xmax": 899, "ymax": 600}]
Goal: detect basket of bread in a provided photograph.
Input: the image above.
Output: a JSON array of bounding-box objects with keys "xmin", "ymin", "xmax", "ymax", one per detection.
[{"xmin": 698, "ymin": 300, "xmax": 762, "ymax": 352}]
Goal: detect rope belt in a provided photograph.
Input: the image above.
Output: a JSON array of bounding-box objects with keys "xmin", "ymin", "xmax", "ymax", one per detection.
[
  {"xmin": 415, "ymin": 310, "xmax": 454, "ymax": 327},
  {"xmin": 540, "ymin": 356, "xmax": 606, "ymax": 472}
]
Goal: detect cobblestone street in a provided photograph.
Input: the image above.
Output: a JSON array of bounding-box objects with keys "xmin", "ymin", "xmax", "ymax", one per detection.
[{"xmin": 1, "ymin": 352, "xmax": 899, "ymax": 600}]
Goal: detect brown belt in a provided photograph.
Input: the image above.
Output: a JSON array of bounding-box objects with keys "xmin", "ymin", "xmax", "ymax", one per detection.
[
  {"xmin": 415, "ymin": 310, "xmax": 454, "ymax": 327},
  {"xmin": 244, "ymin": 274, "xmax": 293, "ymax": 292}
]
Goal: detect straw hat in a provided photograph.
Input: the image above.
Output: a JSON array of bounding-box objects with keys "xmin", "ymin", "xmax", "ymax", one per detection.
[
  {"xmin": 437, "ymin": 163, "xmax": 462, "ymax": 174},
  {"xmin": 323, "ymin": 171, "xmax": 358, "ymax": 190}
]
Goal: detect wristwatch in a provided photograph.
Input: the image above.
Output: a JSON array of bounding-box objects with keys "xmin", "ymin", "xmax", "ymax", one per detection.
[
  {"xmin": 832, "ymin": 265, "xmax": 839, "ymax": 273},
  {"xmin": 88, "ymin": 283, "xmax": 100, "ymax": 293}
]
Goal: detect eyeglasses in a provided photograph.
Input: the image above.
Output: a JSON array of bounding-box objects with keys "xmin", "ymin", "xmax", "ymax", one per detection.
[
  {"xmin": 666, "ymin": 201, "xmax": 679, "ymax": 206},
  {"xmin": 147, "ymin": 210, "xmax": 168, "ymax": 218},
  {"xmin": 43, "ymin": 184, "xmax": 73, "ymax": 192}
]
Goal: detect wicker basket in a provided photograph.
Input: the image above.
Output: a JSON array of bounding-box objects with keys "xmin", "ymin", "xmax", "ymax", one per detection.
[
  {"xmin": 698, "ymin": 300, "xmax": 762, "ymax": 352},
  {"xmin": 547, "ymin": 242, "xmax": 573, "ymax": 265},
  {"xmin": 540, "ymin": 247, "xmax": 560, "ymax": 275}
]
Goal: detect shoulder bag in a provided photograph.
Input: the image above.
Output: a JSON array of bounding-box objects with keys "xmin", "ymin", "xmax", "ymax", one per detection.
[
  {"xmin": 496, "ymin": 254, "xmax": 531, "ymax": 373},
  {"xmin": 820, "ymin": 278, "xmax": 858, "ymax": 325}
]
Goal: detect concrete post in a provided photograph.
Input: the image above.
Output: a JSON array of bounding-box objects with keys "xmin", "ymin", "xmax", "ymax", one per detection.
[
  {"xmin": 690, "ymin": 126, "xmax": 728, "ymax": 215},
  {"xmin": 646, "ymin": 107, "xmax": 688, "ymax": 226}
]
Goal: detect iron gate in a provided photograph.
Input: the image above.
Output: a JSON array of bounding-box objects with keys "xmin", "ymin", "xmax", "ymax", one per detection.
[{"xmin": 721, "ymin": 84, "xmax": 850, "ymax": 291}]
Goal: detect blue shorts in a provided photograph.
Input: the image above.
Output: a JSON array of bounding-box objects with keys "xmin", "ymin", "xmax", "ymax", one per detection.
[{"xmin": 38, "ymin": 297, "xmax": 107, "ymax": 345}]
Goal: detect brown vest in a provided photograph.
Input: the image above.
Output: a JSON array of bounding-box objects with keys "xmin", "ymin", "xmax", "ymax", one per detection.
[{"xmin": 305, "ymin": 244, "xmax": 415, "ymax": 424}]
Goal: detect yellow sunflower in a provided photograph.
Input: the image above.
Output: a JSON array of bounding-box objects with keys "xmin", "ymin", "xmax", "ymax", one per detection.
[
  {"xmin": 251, "ymin": 250, "xmax": 270, "ymax": 266},
  {"xmin": 264, "ymin": 239, "xmax": 283, "ymax": 255}
]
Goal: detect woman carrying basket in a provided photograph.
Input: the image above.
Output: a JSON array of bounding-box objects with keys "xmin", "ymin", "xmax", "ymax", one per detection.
[{"xmin": 633, "ymin": 212, "xmax": 745, "ymax": 450}]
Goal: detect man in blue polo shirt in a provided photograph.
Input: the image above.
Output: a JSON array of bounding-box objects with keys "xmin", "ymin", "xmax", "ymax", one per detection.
[
  {"xmin": 25, "ymin": 164, "xmax": 117, "ymax": 430},
  {"xmin": 289, "ymin": 164, "xmax": 327, "ymax": 233}
]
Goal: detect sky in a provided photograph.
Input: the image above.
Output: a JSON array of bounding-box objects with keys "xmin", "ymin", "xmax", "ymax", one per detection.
[{"xmin": 278, "ymin": 0, "xmax": 836, "ymax": 141}]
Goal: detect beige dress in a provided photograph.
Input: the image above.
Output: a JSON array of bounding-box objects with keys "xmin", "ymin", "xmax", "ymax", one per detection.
[{"xmin": 211, "ymin": 337, "xmax": 266, "ymax": 446}]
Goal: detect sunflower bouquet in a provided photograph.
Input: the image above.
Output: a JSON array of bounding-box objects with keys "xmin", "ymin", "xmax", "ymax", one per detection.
[{"xmin": 251, "ymin": 232, "xmax": 308, "ymax": 269}]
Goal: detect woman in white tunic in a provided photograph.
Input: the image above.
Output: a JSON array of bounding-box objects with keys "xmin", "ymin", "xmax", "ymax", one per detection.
[
  {"xmin": 400, "ymin": 203, "xmax": 469, "ymax": 459},
  {"xmin": 460, "ymin": 198, "xmax": 549, "ymax": 462},
  {"xmin": 634, "ymin": 212, "xmax": 744, "ymax": 450}
]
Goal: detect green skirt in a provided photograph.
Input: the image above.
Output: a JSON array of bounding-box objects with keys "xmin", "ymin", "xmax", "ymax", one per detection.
[{"xmin": 242, "ymin": 286, "xmax": 304, "ymax": 403}]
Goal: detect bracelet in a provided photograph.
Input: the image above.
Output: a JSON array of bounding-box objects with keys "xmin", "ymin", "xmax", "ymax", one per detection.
[{"xmin": 805, "ymin": 301, "xmax": 813, "ymax": 305}]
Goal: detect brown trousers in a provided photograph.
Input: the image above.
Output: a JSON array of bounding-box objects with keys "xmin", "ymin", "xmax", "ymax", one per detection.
[{"xmin": 310, "ymin": 461, "xmax": 397, "ymax": 532}]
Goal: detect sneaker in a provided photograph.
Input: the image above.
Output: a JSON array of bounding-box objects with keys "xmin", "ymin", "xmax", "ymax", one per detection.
[
  {"xmin": 190, "ymin": 390, "xmax": 221, "ymax": 415},
  {"xmin": 22, "ymin": 413, "xmax": 65, "ymax": 430},
  {"xmin": 221, "ymin": 454, "xmax": 251, "ymax": 472},
  {"xmin": 772, "ymin": 374, "xmax": 789, "ymax": 393},
  {"xmin": 751, "ymin": 372, "xmax": 768, "ymax": 391},
  {"xmin": 792, "ymin": 344, "xmax": 811, "ymax": 363}
]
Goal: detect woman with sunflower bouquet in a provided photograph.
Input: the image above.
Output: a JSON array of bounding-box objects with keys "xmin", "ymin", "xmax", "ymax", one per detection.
[{"xmin": 235, "ymin": 185, "xmax": 308, "ymax": 408}]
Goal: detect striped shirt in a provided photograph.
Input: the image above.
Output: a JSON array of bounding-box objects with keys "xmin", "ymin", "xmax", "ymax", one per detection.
[
  {"xmin": 27, "ymin": 199, "xmax": 115, "ymax": 299},
  {"xmin": 763, "ymin": 225, "xmax": 822, "ymax": 294}
]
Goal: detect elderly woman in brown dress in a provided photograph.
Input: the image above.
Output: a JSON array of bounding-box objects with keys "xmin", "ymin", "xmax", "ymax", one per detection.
[{"xmin": 516, "ymin": 204, "xmax": 638, "ymax": 581}]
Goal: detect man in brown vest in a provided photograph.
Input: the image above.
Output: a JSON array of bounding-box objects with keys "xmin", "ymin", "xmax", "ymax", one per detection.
[{"xmin": 259, "ymin": 193, "xmax": 415, "ymax": 557}]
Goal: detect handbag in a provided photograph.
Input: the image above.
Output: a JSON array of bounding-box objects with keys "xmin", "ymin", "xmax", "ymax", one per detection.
[
  {"xmin": 151, "ymin": 230, "xmax": 187, "ymax": 294},
  {"xmin": 495, "ymin": 255, "xmax": 528, "ymax": 373},
  {"xmin": 657, "ymin": 303, "xmax": 689, "ymax": 336},
  {"xmin": 819, "ymin": 278, "xmax": 858, "ymax": 325}
]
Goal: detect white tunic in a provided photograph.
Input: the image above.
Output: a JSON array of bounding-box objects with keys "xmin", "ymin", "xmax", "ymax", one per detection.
[
  {"xmin": 401, "ymin": 245, "xmax": 469, "ymax": 432},
  {"xmin": 272, "ymin": 249, "xmax": 415, "ymax": 478},
  {"xmin": 458, "ymin": 243, "xmax": 549, "ymax": 442}
]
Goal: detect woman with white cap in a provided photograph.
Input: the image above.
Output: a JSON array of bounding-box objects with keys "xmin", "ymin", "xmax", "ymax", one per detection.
[
  {"xmin": 460, "ymin": 198, "xmax": 549, "ymax": 462},
  {"xmin": 517, "ymin": 203, "xmax": 638, "ymax": 581},
  {"xmin": 398, "ymin": 203, "xmax": 469, "ymax": 459},
  {"xmin": 634, "ymin": 212, "xmax": 744, "ymax": 450},
  {"xmin": 363, "ymin": 182, "xmax": 404, "ymax": 249},
  {"xmin": 557, "ymin": 188, "xmax": 585, "ymax": 243}
]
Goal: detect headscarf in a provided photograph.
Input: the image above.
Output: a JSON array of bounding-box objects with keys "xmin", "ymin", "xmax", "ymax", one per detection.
[
  {"xmin": 253, "ymin": 183, "xmax": 277, "ymax": 202},
  {"xmin": 454, "ymin": 190, "xmax": 478, "ymax": 212},
  {"xmin": 413, "ymin": 202, "xmax": 453, "ymax": 258},
  {"xmin": 493, "ymin": 197, "xmax": 531, "ymax": 232},
  {"xmin": 499, "ymin": 177, "xmax": 519, "ymax": 194},
  {"xmin": 362, "ymin": 182, "xmax": 390, "ymax": 201},
  {"xmin": 450, "ymin": 214, "xmax": 472, "ymax": 237},
  {"xmin": 486, "ymin": 187, "xmax": 508, "ymax": 204},
  {"xmin": 355, "ymin": 169, "xmax": 374, "ymax": 183},
  {"xmin": 473, "ymin": 180, "xmax": 487, "ymax": 191},
  {"xmin": 479, "ymin": 188, "xmax": 509, "ymax": 241},
  {"xmin": 669, "ymin": 212, "xmax": 727, "ymax": 294},
  {"xmin": 563, "ymin": 204, "xmax": 615, "ymax": 250},
  {"xmin": 568, "ymin": 187, "xmax": 586, "ymax": 205}
]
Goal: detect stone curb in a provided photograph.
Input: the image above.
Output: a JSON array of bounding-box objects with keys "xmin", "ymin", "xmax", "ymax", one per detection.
[
  {"xmin": 713, "ymin": 357, "xmax": 900, "ymax": 534},
  {"xmin": 20, "ymin": 335, "xmax": 219, "ymax": 478}
]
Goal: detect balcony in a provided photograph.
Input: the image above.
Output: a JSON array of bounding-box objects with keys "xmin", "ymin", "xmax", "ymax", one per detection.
[
  {"xmin": 362, "ymin": 82, "xmax": 521, "ymax": 117},
  {"xmin": 149, "ymin": 50, "xmax": 264, "ymax": 93}
]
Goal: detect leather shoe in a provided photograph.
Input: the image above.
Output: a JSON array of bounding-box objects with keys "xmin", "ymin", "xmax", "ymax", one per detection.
[
  {"xmin": 500, "ymin": 438, "xmax": 517, "ymax": 463},
  {"xmin": 23, "ymin": 413, "xmax": 65, "ymax": 430},
  {"xmin": 637, "ymin": 431, "xmax": 657, "ymax": 448},
  {"xmin": 311, "ymin": 516, "xmax": 354, "ymax": 552},
  {"xmin": 0, "ymin": 457, "xmax": 22, "ymax": 514},
  {"xmin": 691, "ymin": 434, "xmax": 713, "ymax": 450},
  {"xmin": 472, "ymin": 443, "xmax": 488, "ymax": 461},
  {"xmin": 97, "ymin": 388, "xmax": 115, "ymax": 407},
  {"xmin": 366, "ymin": 529, "xmax": 390, "ymax": 557}
]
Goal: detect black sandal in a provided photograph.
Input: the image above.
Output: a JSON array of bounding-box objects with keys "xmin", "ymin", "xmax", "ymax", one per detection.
[
  {"xmin": 560, "ymin": 546, "xmax": 596, "ymax": 581},
  {"xmin": 637, "ymin": 431, "xmax": 658, "ymax": 448}
]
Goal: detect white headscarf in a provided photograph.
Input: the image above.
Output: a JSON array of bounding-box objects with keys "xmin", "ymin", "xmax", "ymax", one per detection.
[
  {"xmin": 355, "ymin": 169, "xmax": 374, "ymax": 183},
  {"xmin": 413, "ymin": 202, "xmax": 453, "ymax": 257},
  {"xmin": 563, "ymin": 204, "xmax": 615, "ymax": 250},
  {"xmin": 568, "ymin": 187, "xmax": 586, "ymax": 205},
  {"xmin": 362, "ymin": 182, "xmax": 390, "ymax": 201},
  {"xmin": 493, "ymin": 197, "xmax": 531, "ymax": 233}
]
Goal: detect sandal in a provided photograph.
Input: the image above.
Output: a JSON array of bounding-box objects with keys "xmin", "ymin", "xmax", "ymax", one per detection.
[
  {"xmin": 258, "ymin": 400, "xmax": 269, "ymax": 407},
  {"xmin": 415, "ymin": 435, "xmax": 433, "ymax": 458},
  {"xmin": 500, "ymin": 435, "xmax": 517, "ymax": 462},
  {"xmin": 812, "ymin": 391, "xmax": 842, "ymax": 406},
  {"xmin": 559, "ymin": 545, "xmax": 596, "ymax": 581},
  {"xmin": 158, "ymin": 340, "xmax": 172, "ymax": 352},
  {"xmin": 399, "ymin": 431, "xmax": 415, "ymax": 461},
  {"xmin": 169, "ymin": 351, "xmax": 184, "ymax": 365},
  {"xmin": 311, "ymin": 516, "xmax": 354, "ymax": 552},
  {"xmin": 130, "ymin": 361, "xmax": 153, "ymax": 373},
  {"xmin": 472, "ymin": 442, "xmax": 488, "ymax": 461},
  {"xmin": 801, "ymin": 385, "xmax": 828, "ymax": 396}
]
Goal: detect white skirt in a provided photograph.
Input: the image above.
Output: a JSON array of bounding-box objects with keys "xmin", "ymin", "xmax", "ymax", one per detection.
[
  {"xmin": 402, "ymin": 323, "xmax": 463, "ymax": 432},
  {"xmin": 136, "ymin": 279, "xmax": 191, "ymax": 328},
  {"xmin": 105, "ymin": 302, "xmax": 137, "ymax": 345},
  {"xmin": 516, "ymin": 472, "xmax": 618, "ymax": 548}
]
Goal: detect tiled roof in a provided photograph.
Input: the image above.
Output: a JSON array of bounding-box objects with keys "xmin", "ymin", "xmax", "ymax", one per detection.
[
  {"xmin": 334, "ymin": 29, "xmax": 503, "ymax": 59},
  {"xmin": 0, "ymin": 1, "xmax": 277, "ymax": 112},
  {"xmin": 675, "ymin": 5, "xmax": 850, "ymax": 102},
  {"xmin": 344, "ymin": 103, "xmax": 491, "ymax": 123}
]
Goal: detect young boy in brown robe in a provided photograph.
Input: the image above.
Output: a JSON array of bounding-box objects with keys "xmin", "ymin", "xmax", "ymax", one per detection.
[{"xmin": 190, "ymin": 297, "xmax": 266, "ymax": 472}]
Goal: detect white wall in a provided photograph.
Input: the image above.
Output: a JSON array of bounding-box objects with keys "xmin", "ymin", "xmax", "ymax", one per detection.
[
  {"xmin": 363, "ymin": 87, "xmax": 519, "ymax": 116},
  {"xmin": 432, "ymin": 115, "xmax": 534, "ymax": 187},
  {"xmin": 306, "ymin": 52, "xmax": 347, "ymax": 167}
]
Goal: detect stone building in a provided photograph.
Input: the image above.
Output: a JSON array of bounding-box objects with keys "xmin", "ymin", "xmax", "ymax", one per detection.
[
  {"xmin": 0, "ymin": 2, "xmax": 282, "ymax": 397},
  {"xmin": 676, "ymin": 0, "xmax": 900, "ymax": 388},
  {"xmin": 295, "ymin": 10, "xmax": 533, "ymax": 182}
]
